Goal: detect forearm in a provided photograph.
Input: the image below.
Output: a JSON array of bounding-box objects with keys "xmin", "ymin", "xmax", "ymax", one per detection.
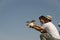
[
  {"xmin": 32, "ymin": 25, "xmax": 43, "ymax": 32},
  {"xmin": 31, "ymin": 25, "xmax": 47, "ymax": 33}
]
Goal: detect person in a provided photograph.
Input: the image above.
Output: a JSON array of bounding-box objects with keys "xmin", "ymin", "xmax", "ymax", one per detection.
[{"xmin": 27, "ymin": 15, "xmax": 60, "ymax": 40}]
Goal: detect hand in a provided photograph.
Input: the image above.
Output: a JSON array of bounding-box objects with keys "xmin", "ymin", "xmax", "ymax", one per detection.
[
  {"xmin": 29, "ymin": 22, "xmax": 35, "ymax": 27},
  {"xmin": 26, "ymin": 20, "xmax": 36, "ymax": 28},
  {"xmin": 26, "ymin": 22, "xmax": 35, "ymax": 28}
]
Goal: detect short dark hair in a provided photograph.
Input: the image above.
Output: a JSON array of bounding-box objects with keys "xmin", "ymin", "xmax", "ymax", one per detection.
[
  {"xmin": 39, "ymin": 16, "xmax": 46, "ymax": 20},
  {"xmin": 39, "ymin": 16, "xmax": 51, "ymax": 23}
]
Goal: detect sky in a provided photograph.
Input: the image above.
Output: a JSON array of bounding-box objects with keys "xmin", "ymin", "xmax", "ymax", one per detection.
[{"xmin": 0, "ymin": 0, "xmax": 60, "ymax": 40}]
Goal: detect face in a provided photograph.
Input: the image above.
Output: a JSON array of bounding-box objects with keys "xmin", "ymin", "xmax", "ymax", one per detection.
[{"xmin": 39, "ymin": 19, "xmax": 45, "ymax": 23}]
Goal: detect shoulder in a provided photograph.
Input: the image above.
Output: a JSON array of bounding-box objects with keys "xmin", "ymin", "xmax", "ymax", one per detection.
[
  {"xmin": 42, "ymin": 22, "xmax": 52, "ymax": 28},
  {"xmin": 44, "ymin": 22, "xmax": 52, "ymax": 25}
]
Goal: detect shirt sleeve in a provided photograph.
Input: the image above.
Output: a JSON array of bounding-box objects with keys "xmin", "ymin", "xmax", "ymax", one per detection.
[{"xmin": 42, "ymin": 24, "xmax": 48, "ymax": 29}]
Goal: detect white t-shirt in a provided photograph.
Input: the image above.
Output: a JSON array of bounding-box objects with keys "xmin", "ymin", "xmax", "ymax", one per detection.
[{"xmin": 42, "ymin": 22, "xmax": 60, "ymax": 39}]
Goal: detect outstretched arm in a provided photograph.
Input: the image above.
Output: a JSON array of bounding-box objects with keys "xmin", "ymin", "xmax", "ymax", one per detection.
[
  {"xmin": 30, "ymin": 25, "xmax": 47, "ymax": 33},
  {"xmin": 26, "ymin": 20, "xmax": 47, "ymax": 33}
]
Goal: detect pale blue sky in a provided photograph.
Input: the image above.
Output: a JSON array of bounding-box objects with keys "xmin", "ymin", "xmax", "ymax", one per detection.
[{"xmin": 0, "ymin": 0, "xmax": 60, "ymax": 40}]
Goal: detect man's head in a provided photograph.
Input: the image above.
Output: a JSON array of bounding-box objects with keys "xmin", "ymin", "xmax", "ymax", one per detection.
[{"xmin": 39, "ymin": 15, "xmax": 52, "ymax": 23}]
